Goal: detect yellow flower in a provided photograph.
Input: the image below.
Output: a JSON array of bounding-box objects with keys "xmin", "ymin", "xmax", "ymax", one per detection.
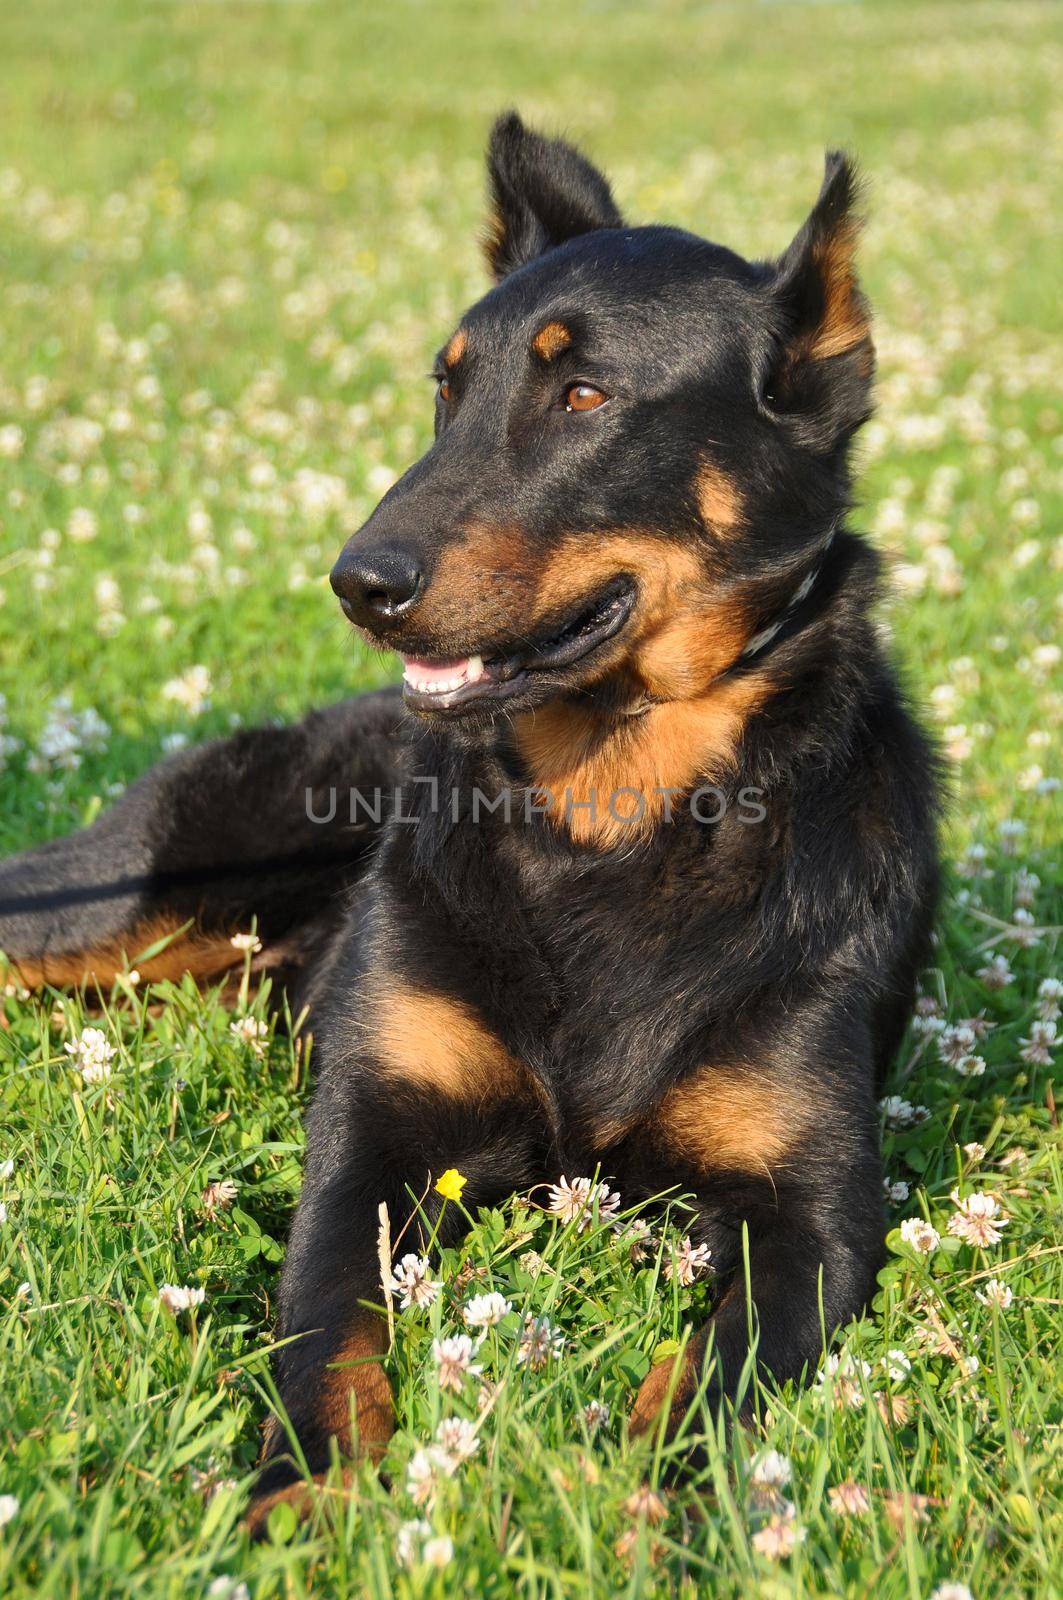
[{"xmin": 435, "ymin": 1168, "xmax": 467, "ymax": 1203}]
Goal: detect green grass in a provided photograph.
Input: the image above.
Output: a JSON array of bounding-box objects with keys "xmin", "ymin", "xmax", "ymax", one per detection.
[{"xmin": 0, "ymin": 0, "xmax": 1061, "ymax": 1594}]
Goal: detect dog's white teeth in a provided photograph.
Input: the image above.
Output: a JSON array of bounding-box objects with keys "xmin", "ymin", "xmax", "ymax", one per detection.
[{"xmin": 400, "ymin": 653, "xmax": 487, "ymax": 697}]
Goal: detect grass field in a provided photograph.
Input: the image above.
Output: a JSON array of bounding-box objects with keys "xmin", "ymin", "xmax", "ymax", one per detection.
[{"xmin": 1, "ymin": 0, "xmax": 1061, "ymax": 1595}]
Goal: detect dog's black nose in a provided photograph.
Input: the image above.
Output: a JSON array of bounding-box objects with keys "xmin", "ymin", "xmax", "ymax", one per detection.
[{"xmin": 330, "ymin": 545, "xmax": 423, "ymax": 624}]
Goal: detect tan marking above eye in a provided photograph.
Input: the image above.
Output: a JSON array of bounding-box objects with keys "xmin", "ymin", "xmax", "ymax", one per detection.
[
  {"xmin": 443, "ymin": 327, "xmax": 468, "ymax": 367},
  {"xmin": 532, "ymin": 320, "xmax": 572, "ymax": 360},
  {"xmin": 564, "ymin": 383, "xmax": 606, "ymax": 413},
  {"xmin": 696, "ymin": 460, "xmax": 745, "ymax": 534}
]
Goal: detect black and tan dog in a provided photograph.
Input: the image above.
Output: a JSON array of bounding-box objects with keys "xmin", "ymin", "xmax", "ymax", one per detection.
[{"xmin": 0, "ymin": 115, "xmax": 939, "ymax": 1528}]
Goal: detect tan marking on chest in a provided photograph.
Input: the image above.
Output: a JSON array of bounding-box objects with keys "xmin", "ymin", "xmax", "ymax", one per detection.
[
  {"xmin": 515, "ymin": 674, "xmax": 766, "ymax": 848},
  {"xmin": 514, "ymin": 532, "xmax": 769, "ymax": 847},
  {"xmin": 655, "ymin": 1064, "xmax": 812, "ymax": 1175},
  {"xmin": 372, "ymin": 985, "xmax": 526, "ymax": 1101}
]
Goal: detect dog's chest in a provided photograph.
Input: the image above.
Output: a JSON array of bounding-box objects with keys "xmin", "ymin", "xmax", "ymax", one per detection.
[{"xmin": 381, "ymin": 813, "xmax": 762, "ymax": 1141}]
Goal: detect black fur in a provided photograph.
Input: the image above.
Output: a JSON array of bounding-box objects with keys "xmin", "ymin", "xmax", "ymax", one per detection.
[{"xmin": 0, "ymin": 115, "xmax": 940, "ymax": 1523}]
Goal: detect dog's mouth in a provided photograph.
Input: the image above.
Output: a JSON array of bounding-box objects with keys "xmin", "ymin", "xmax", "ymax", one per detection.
[{"xmin": 398, "ymin": 578, "xmax": 636, "ymax": 715}]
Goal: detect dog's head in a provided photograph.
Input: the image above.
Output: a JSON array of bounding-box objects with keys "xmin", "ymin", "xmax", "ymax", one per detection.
[{"xmin": 331, "ymin": 113, "xmax": 873, "ymax": 720}]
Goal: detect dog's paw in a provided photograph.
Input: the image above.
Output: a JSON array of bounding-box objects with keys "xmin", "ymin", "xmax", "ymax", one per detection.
[
  {"xmin": 629, "ymin": 1332, "xmax": 711, "ymax": 1441},
  {"xmin": 244, "ymin": 1469, "xmax": 356, "ymax": 1541}
]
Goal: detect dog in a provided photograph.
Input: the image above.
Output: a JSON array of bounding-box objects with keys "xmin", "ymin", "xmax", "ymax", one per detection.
[{"xmin": 0, "ymin": 113, "xmax": 940, "ymax": 1531}]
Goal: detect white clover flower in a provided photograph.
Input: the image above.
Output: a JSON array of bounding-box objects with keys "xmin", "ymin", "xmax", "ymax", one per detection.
[
  {"xmin": 67, "ymin": 506, "xmax": 98, "ymax": 542},
  {"xmin": 201, "ymin": 1179, "xmax": 238, "ymax": 1214},
  {"xmin": 938, "ymin": 1024, "xmax": 977, "ymax": 1066},
  {"xmin": 929, "ymin": 1585, "xmax": 974, "ymax": 1600},
  {"xmin": 435, "ymin": 1416, "xmax": 479, "ymax": 1464},
  {"xmin": 1036, "ymin": 977, "xmax": 1061, "ymax": 1020},
  {"xmin": 963, "ymin": 1142, "xmax": 986, "ymax": 1164},
  {"xmin": 229, "ymin": 1016, "xmax": 269, "ymax": 1056},
  {"xmin": 206, "ymin": 1581, "xmax": 250, "ymax": 1600},
  {"xmin": 545, "ymin": 1174, "xmax": 621, "ymax": 1232},
  {"xmin": 947, "ymin": 1191, "xmax": 1008, "ymax": 1248},
  {"xmin": 617, "ymin": 1216, "xmax": 655, "ymax": 1263},
  {"xmin": 406, "ymin": 1447, "xmax": 447, "ymax": 1507},
  {"xmin": 158, "ymin": 1283, "xmax": 205, "ymax": 1314},
  {"xmin": 881, "ymin": 1349, "xmax": 912, "ymax": 1384},
  {"xmin": 997, "ymin": 818, "xmax": 1025, "ymax": 855},
  {"xmin": 1019, "ymin": 1019, "xmax": 1057, "ymax": 1066},
  {"xmin": 814, "ymin": 1351, "xmax": 873, "ymax": 1410},
  {"xmin": 389, "ymin": 1253, "xmax": 442, "ymax": 1311},
  {"xmin": 828, "ymin": 1480, "xmax": 871, "ymax": 1515},
  {"xmin": 953, "ymin": 1053, "xmax": 986, "ymax": 1078},
  {"xmin": 880, "ymin": 1095, "xmax": 929, "ymax": 1129},
  {"xmin": 229, "ymin": 932, "xmax": 262, "ymax": 954},
  {"xmin": 975, "ymin": 1278, "xmax": 1013, "ymax": 1310},
  {"xmin": 750, "ymin": 1449, "xmax": 792, "ymax": 1488},
  {"xmin": 1013, "ymin": 868, "xmax": 1039, "ymax": 908},
  {"xmin": 976, "ymin": 954, "xmax": 1014, "ymax": 990},
  {"xmin": 900, "ymin": 1217, "xmax": 940, "ymax": 1255},
  {"xmin": 1008, "ymin": 909, "xmax": 1040, "ymax": 948},
  {"xmin": 957, "ymin": 843, "xmax": 989, "ymax": 880},
  {"xmin": 0, "ymin": 1494, "xmax": 18, "ymax": 1527},
  {"xmin": 516, "ymin": 1313, "xmax": 564, "ymax": 1370},
  {"xmin": 0, "ymin": 1159, "xmax": 14, "ymax": 1180},
  {"xmin": 423, "ymin": 1534, "xmax": 454, "ymax": 1569},
  {"xmin": 884, "ymin": 1176, "xmax": 910, "ymax": 1204},
  {"xmin": 463, "ymin": 1290, "xmax": 511, "ymax": 1328},
  {"xmin": 0, "ymin": 425, "xmax": 24, "ymax": 459},
  {"xmin": 64, "ymin": 1026, "xmax": 116, "ymax": 1084},
  {"xmin": 395, "ymin": 1517, "xmax": 432, "ymax": 1568},
  {"xmin": 431, "ymin": 1334, "xmax": 482, "ymax": 1392},
  {"xmin": 751, "ymin": 1510, "xmax": 804, "ymax": 1558},
  {"xmin": 582, "ymin": 1399, "xmax": 610, "ymax": 1430},
  {"xmin": 665, "ymin": 1235, "xmax": 713, "ymax": 1286},
  {"xmin": 161, "ymin": 664, "xmax": 212, "ymax": 716}
]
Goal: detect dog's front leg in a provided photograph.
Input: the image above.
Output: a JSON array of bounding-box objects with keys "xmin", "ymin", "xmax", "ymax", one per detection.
[
  {"xmin": 627, "ymin": 1049, "xmax": 885, "ymax": 1439},
  {"xmin": 246, "ymin": 1030, "xmax": 545, "ymax": 1536}
]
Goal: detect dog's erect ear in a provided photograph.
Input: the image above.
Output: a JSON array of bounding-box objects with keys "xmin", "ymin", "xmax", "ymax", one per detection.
[
  {"xmin": 760, "ymin": 151, "xmax": 874, "ymax": 452},
  {"xmin": 484, "ymin": 111, "xmax": 624, "ymax": 282}
]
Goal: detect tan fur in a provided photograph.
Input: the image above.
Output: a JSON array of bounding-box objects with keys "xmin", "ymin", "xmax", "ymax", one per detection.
[
  {"xmin": 319, "ymin": 1321, "xmax": 394, "ymax": 1455},
  {"xmin": 805, "ymin": 222, "xmax": 871, "ymax": 362},
  {"xmin": 10, "ymin": 916, "xmax": 245, "ymax": 991},
  {"xmin": 515, "ymin": 675, "xmax": 766, "ymax": 849},
  {"xmin": 531, "ymin": 320, "xmax": 572, "ymax": 360},
  {"xmin": 629, "ymin": 1322, "xmax": 712, "ymax": 1439},
  {"xmin": 244, "ymin": 1468, "xmax": 358, "ymax": 1536},
  {"xmin": 696, "ymin": 461, "xmax": 745, "ymax": 534},
  {"xmin": 656, "ymin": 1063, "xmax": 810, "ymax": 1175},
  {"xmin": 443, "ymin": 326, "xmax": 468, "ymax": 367},
  {"xmin": 372, "ymin": 985, "xmax": 526, "ymax": 1101},
  {"xmin": 514, "ymin": 533, "xmax": 767, "ymax": 847}
]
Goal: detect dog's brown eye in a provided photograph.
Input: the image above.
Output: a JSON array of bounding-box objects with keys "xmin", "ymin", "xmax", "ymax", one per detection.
[
  {"xmin": 564, "ymin": 383, "xmax": 606, "ymax": 413},
  {"xmin": 438, "ymin": 377, "xmax": 451, "ymax": 402}
]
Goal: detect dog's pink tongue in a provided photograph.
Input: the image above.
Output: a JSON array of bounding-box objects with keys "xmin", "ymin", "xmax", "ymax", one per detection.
[{"xmin": 400, "ymin": 654, "xmax": 486, "ymax": 693}]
